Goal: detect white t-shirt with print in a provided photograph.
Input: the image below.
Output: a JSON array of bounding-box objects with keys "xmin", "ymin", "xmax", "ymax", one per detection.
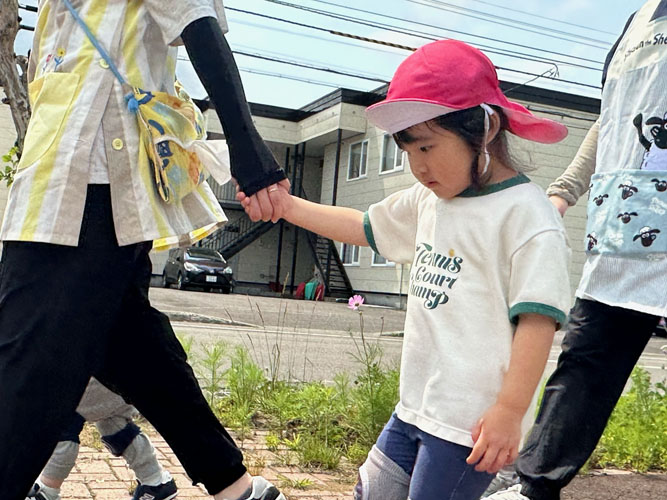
[{"xmin": 365, "ymin": 176, "xmax": 572, "ymax": 447}]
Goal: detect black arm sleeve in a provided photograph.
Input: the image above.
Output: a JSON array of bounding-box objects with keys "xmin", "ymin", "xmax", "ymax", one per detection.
[{"xmin": 181, "ymin": 17, "xmax": 286, "ymax": 196}]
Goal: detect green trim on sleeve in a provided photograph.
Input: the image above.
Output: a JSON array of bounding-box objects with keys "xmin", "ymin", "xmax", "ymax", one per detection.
[
  {"xmin": 509, "ymin": 302, "xmax": 567, "ymax": 328},
  {"xmin": 363, "ymin": 211, "xmax": 380, "ymax": 254}
]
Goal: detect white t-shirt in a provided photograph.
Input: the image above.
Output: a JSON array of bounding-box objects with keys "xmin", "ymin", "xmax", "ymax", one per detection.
[{"xmin": 365, "ymin": 175, "xmax": 572, "ymax": 447}]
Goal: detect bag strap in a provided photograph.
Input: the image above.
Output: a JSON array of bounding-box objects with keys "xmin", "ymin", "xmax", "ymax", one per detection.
[{"xmin": 62, "ymin": 0, "xmax": 127, "ymax": 86}]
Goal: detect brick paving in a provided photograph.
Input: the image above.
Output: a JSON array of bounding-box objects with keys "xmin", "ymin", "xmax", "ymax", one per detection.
[{"xmin": 62, "ymin": 429, "xmax": 354, "ymax": 500}]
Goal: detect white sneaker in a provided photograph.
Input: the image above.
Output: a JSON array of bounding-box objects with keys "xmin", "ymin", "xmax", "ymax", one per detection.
[
  {"xmin": 484, "ymin": 484, "xmax": 530, "ymax": 500},
  {"xmin": 25, "ymin": 482, "xmax": 61, "ymax": 500},
  {"xmin": 241, "ymin": 477, "xmax": 286, "ymax": 500},
  {"xmin": 481, "ymin": 472, "xmax": 520, "ymax": 498}
]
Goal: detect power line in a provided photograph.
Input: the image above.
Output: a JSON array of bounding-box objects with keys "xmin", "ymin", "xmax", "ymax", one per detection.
[
  {"xmin": 199, "ymin": 59, "xmax": 370, "ymax": 91},
  {"xmin": 232, "ymin": 3, "xmax": 603, "ymax": 73},
  {"xmin": 231, "ymin": 50, "xmax": 389, "ymax": 84},
  {"xmin": 16, "ymin": 5, "xmax": 603, "ymax": 100},
  {"xmin": 466, "ymin": 0, "xmax": 617, "ymax": 36},
  {"xmin": 413, "ymin": 0, "xmax": 611, "ymax": 46},
  {"xmin": 232, "ymin": 42, "xmax": 389, "ymax": 81},
  {"xmin": 266, "ymin": 0, "xmax": 605, "ymax": 66},
  {"xmin": 231, "ymin": 17, "xmax": 409, "ymax": 57}
]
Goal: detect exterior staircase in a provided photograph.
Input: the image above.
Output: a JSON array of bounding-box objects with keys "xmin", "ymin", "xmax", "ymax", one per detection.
[{"xmin": 305, "ymin": 232, "xmax": 353, "ymax": 298}]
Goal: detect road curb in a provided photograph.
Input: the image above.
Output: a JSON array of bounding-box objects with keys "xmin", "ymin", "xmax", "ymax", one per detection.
[{"xmin": 163, "ymin": 310, "xmax": 256, "ymax": 328}]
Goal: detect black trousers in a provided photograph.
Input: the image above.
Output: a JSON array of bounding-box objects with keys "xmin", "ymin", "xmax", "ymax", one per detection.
[
  {"xmin": 0, "ymin": 186, "xmax": 245, "ymax": 499},
  {"xmin": 517, "ymin": 298, "xmax": 659, "ymax": 500}
]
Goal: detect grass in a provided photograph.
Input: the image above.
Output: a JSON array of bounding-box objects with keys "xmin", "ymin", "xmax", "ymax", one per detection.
[
  {"xmin": 175, "ymin": 301, "xmax": 667, "ymax": 475},
  {"xmin": 588, "ymin": 367, "xmax": 667, "ymax": 472}
]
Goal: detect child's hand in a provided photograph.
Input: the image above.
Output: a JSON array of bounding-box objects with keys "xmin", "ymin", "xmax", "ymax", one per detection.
[
  {"xmin": 236, "ymin": 179, "xmax": 291, "ymax": 223},
  {"xmin": 465, "ymin": 402, "xmax": 523, "ymax": 474}
]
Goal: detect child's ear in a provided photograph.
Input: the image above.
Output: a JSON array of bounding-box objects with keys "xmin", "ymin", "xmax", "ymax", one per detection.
[{"xmin": 487, "ymin": 111, "xmax": 502, "ymax": 144}]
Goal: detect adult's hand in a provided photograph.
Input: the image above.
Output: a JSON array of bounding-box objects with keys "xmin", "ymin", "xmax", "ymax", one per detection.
[{"xmin": 237, "ymin": 178, "xmax": 291, "ymax": 222}]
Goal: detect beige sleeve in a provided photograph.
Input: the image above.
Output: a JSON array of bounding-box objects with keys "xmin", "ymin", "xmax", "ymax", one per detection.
[{"xmin": 546, "ymin": 118, "xmax": 599, "ymax": 206}]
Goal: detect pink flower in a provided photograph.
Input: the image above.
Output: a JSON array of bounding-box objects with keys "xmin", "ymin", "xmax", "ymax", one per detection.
[{"xmin": 348, "ymin": 295, "xmax": 364, "ymax": 310}]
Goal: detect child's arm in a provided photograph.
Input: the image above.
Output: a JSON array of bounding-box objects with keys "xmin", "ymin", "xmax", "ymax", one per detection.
[
  {"xmin": 466, "ymin": 313, "xmax": 556, "ymax": 474},
  {"xmin": 238, "ymin": 190, "xmax": 369, "ymax": 246}
]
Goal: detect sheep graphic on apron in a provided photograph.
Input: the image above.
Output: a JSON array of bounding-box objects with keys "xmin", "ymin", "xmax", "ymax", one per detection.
[{"xmin": 633, "ymin": 112, "xmax": 667, "ymax": 171}]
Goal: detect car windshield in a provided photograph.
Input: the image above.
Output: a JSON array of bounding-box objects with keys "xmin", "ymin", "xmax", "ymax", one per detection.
[{"xmin": 185, "ymin": 248, "xmax": 225, "ymax": 263}]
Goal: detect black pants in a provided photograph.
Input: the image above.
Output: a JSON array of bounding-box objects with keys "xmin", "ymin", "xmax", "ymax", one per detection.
[
  {"xmin": 517, "ymin": 298, "xmax": 659, "ymax": 500},
  {"xmin": 0, "ymin": 186, "xmax": 245, "ymax": 499}
]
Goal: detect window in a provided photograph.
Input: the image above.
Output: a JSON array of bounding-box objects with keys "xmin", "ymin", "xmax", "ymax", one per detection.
[
  {"xmin": 380, "ymin": 135, "xmax": 404, "ymax": 174},
  {"xmin": 347, "ymin": 140, "xmax": 369, "ymax": 180},
  {"xmin": 372, "ymin": 252, "xmax": 394, "ymax": 266},
  {"xmin": 341, "ymin": 243, "xmax": 360, "ymax": 265}
]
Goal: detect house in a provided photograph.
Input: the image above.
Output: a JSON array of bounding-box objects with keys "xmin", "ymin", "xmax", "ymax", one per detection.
[{"xmin": 0, "ymin": 81, "xmax": 600, "ymax": 307}]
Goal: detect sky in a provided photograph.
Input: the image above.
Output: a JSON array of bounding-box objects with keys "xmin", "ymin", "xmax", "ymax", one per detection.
[{"xmin": 14, "ymin": 0, "xmax": 648, "ymax": 109}]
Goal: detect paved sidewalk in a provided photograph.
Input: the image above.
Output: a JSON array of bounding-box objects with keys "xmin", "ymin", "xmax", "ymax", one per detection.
[
  {"xmin": 57, "ymin": 427, "xmax": 667, "ymax": 500},
  {"xmin": 61, "ymin": 429, "xmax": 354, "ymax": 500}
]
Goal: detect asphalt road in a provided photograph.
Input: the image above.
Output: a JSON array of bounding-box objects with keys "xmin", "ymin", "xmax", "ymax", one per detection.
[{"xmin": 149, "ymin": 287, "xmax": 667, "ymax": 387}]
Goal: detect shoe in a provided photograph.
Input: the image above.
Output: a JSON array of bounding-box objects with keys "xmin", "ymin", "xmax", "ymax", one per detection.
[
  {"xmin": 481, "ymin": 471, "xmax": 520, "ymax": 497},
  {"xmin": 131, "ymin": 478, "xmax": 178, "ymax": 500},
  {"xmin": 25, "ymin": 483, "xmax": 60, "ymax": 500},
  {"xmin": 484, "ymin": 484, "xmax": 530, "ymax": 500},
  {"xmin": 241, "ymin": 476, "xmax": 286, "ymax": 500}
]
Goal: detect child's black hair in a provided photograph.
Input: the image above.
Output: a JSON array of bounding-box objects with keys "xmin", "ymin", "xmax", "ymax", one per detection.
[{"xmin": 393, "ymin": 106, "xmax": 517, "ymax": 191}]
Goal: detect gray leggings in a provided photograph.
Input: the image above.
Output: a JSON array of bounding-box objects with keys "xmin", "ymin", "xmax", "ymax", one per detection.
[{"xmin": 43, "ymin": 379, "xmax": 163, "ymax": 483}]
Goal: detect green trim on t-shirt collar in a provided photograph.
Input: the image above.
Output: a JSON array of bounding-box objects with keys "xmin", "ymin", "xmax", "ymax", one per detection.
[
  {"xmin": 458, "ymin": 173, "xmax": 531, "ymax": 198},
  {"xmin": 509, "ymin": 302, "xmax": 567, "ymax": 329},
  {"xmin": 363, "ymin": 211, "xmax": 380, "ymax": 254}
]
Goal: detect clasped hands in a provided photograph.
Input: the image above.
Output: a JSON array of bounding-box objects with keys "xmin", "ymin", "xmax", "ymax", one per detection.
[{"xmin": 235, "ymin": 178, "xmax": 291, "ymax": 223}]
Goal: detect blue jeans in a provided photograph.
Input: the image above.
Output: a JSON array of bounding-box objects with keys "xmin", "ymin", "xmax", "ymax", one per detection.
[{"xmin": 377, "ymin": 414, "xmax": 493, "ymax": 500}]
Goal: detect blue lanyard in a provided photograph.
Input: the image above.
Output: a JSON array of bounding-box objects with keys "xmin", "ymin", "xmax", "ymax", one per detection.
[{"xmin": 61, "ymin": 0, "xmax": 128, "ymax": 86}]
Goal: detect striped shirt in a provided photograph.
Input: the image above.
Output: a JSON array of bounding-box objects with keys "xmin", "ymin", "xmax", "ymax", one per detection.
[{"xmin": 1, "ymin": 0, "xmax": 229, "ymax": 251}]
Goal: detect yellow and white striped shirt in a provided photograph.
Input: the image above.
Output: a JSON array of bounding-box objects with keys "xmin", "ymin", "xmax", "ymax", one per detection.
[{"xmin": 1, "ymin": 0, "xmax": 229, "ymax": 250}]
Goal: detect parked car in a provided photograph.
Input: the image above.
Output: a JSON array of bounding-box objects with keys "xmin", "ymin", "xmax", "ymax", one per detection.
[{"xmin": 162, "ymin": 247, "xmax": 234, "ymax": 293}]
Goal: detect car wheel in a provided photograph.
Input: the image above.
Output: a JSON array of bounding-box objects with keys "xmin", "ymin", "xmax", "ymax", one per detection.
[
  {"xmin": 221, "ymin": 285, "xmax": 232, "ymax": 294},
  {"xmin": 177, "ymin": 273, "xmax": 186, "ymax": 290},
  {"xmin": 161, "ymin": 272, "xmax": 169, "ymax": 288},
  {"xmin": 203, "ymin": 286, "xmax": 212, "ymax": 293}
]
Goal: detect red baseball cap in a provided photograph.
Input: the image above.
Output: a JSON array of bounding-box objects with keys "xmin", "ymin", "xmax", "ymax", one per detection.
[{"xmin": 366, "ymin": 40, "xmax": 568, "ymax": 144}]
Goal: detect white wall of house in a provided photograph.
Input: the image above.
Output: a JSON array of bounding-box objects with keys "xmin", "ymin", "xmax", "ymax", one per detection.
[{"xmin": 0, "ymin": 105, "xmax": 16, "ymax": 226}]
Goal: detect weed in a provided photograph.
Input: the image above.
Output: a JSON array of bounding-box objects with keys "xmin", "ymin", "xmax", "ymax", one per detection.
[
  {"xmin": 265, "ymin": 433, "xmax": 281, "ymax": 452},
  {"xmin": 276, "ymin": 474, "xmax": 313, "ymax": 490},
  {"xmin": 246, "ymin": 456, "xmax": 266, "ymax": 477},
  {"xmin": 298, "ymin": 435, "xmax": 343, "ymax": 469},
  {"xmin": 197, "ymin": 340, "xmax": 228, "ymax": 407}
]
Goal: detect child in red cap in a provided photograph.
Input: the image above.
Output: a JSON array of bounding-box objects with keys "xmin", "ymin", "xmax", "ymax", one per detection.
[{"xmin": 239, "ymin": 39, "xmax": 572, "ymax": 500}]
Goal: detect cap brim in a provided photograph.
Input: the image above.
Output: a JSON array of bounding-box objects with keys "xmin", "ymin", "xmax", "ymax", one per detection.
[
  {"xmin": 502, "ymin": 107, "xmax": 568, "ymax": 144},
  {"xmin": 365, "ymin": 100, "xmax": 460, "ymax": 134},
  {"xmin": 366, "ymin": 98, "xmax": 568, "ymax": 144}
]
